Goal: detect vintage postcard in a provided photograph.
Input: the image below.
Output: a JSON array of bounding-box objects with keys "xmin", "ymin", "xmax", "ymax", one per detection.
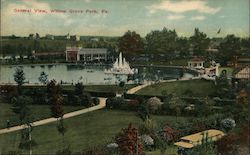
[{"xmin": 0, "ymin": 0, "xmax": 249, "ymax": 155}]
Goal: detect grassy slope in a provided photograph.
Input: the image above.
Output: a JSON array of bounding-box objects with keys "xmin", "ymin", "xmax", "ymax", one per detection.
[
  {"xmin": 0, "ymin": 103, "xmax": 85, "ymax": 129},
  {"xmin": 136, "ymin": 79, "xmax": 216, "ymax": 97},
  {"xmin": 0, "ymin": 109, "xmax": 189, "ymax": 154}
]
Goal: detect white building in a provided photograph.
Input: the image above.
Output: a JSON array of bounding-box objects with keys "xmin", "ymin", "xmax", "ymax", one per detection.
[
  {"xmin": 188, "ymin": 57, "xmax": 205, "ymax": 69},
  {"xmin": 65, "ymin": 46, "xmax": 108, "ymax": 62}
]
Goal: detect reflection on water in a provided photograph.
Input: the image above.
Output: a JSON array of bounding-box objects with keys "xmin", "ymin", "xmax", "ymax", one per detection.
[{"xmin": 0, "ymin": 64, "xmax": 195, "ymax": 85}]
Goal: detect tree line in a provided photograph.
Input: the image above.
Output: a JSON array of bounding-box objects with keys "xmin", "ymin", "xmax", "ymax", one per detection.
[{"xmin": 1, "ymin": 27, "xmax": 250, "ymax": 66}]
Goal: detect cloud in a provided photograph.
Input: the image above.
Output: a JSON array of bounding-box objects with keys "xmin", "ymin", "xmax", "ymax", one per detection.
[
  {"xmin": 1, "ymin": 0, "xmax": 72, "ymax": 35},
  {"xmin": 190, "ymin": 16, "xmax": 205, "ymax": 20},
  {"xmin": 84, "ymin": 0, "xmax": 91, "ymax": 3},
  {"xmin": 147, "ymin": 0, "xmax": 221, "ymax": 14},
  {"xmin": 167, "ymin": 15, "xmax": 185, "ymax": 20}
]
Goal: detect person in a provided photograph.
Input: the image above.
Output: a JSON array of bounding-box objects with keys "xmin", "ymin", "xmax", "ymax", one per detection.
[{"xmin": 6, "ymin": 120, "xmax": 10, "ymax": 129}]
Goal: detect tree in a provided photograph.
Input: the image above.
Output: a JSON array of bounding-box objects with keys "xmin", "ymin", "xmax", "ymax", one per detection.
[
  {"xmin": 11, "ymin": 96, "xmax": 36, "ymax": 155},
  {"xmin": 74, "ymin": 83, "xmax": 93, "ymax": 107},
  {"xmin": 57, "ymin": 118, "xmax": 67, "ymax": 148},
  {"xmin": 14, "ymin": 67, "xmax": 25, "ymax": 94},
  {"xmin": 38, "ymin": 71, "xmax": 48, "ymax": 85},
  {"xmin": 236, "ymin": 89, "xmax": 248, "ymax": 107},
  {"xmin": 47, "ymin": 80, "xmax": 64, "ymax": 118},
  {"xmin": 218, "ymin": 34, "xmax": 241, "ymax": 65},
  {"xmin": 47, "ymin": 80, "xmax": 66, "ymax": 150},
  {"xmin": 177, "ymin": 37, "xmax": 190, "ymax": 58},
  {"xmin": 118, "ymin": 30, "xmax": 144, "ymax": 54},
  {"xmin": 190, "ymin": 28, "xmax": 210, "ymax": 56},
  {"xmin": 19, "ymin": 124, "xmax": 37, "ymax": 155},
  {"xmin": 215, "ymin": 70, "xmax": 231, "ymax": 98},
  {"xmin": 116, "ymin": 123, "xmax": 143, "ymax": 155},
  {"xmin": 74, "ymin": 82, "xmax": 84, "ymax": 95},
  {"xmin": 11, "ymin": 96, "xmax": 32, "ymax": 123},
  {"xmin": 145, "ymin": 27, "xmax": 178, "ymax": 57}
]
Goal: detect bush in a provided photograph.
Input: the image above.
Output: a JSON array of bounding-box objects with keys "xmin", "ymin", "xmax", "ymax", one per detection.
[
  {"xmin": 80, "ymin": 92, "xmax": 93, "ymax": 107},
  {"xmin": 138, "ymin": 118, "xmax": 156, "ymax": 135},
  {"xmin": 119, "ymin": 99, "xmax": 141, "ymax": 111},
  {"xmin": 220, "ymin": 118, "xmax": 236, "ymax": 132},
  {"xmin": 106, "ymin": 97, "xmax": 125, "ymax": 109},
  {"xmin": 146, "ymin": 97, "xmax": 163, "ymax": 114},
  {"xmin": 93, "ymin": 97, "xmax": 100, "ymax": 105}
]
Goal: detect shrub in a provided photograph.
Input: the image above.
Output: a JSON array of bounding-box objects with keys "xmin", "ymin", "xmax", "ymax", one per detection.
[
  {"xmin": 141, "ymin": 134, "xmax": 154, "ymax": 147},
  {"xmin": 93, "ymin": 97, "xmax": 100, "ymax": 105},
  {"xmin": 116, "ymin": 123, "xmax": 143, "ymax": 155},
  {"xmin": 220, "ymin": 118, "xmax": 236, "ymax": 132},
  {"xmin": 106, "ymin": 97, "xmax": 125, "ymax": 109},
  {"xmin": 138, "ymin": 118, "xmax": 156, "ymax": 135},
  {"xmin": 158, "ymin": 125, "xmax": 179, "ymax": 144},
  {"xmin": 146, "ymin": 97, "xmax": 163, "ymax": 114}
]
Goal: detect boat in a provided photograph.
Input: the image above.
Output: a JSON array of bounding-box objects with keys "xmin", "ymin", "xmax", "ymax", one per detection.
[
  {"xmin": 87, "ymin": 70, "xmax": 94, "ymax": 73},
  {"xmin": 48, "ymin": 64, "xmax": 53, "ymax": 68},
  {"xmin": 105, "ymin": 52, "xmax": 137, "ymax": 75}
]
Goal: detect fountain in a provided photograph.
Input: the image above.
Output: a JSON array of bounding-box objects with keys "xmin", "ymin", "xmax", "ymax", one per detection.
[{"xmin": 105, "ymin": 52, "xmax": 137, "ymax": 75}]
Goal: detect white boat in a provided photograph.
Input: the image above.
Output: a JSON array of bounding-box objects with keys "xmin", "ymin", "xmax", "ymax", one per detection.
[{"xmin": 105, "ymin": 52, "xmax": 137, "ymax": 75}]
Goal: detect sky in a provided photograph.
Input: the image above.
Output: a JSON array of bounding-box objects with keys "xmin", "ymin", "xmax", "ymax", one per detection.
[{"xmin": 1, "ymin": 0, "xmax": 249, "ymax": 37}]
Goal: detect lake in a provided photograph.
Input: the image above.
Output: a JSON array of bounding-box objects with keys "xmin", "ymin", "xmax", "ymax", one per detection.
[{"xmin": 0, "ymin": 63, "xmax": 196, "ymax": 85}]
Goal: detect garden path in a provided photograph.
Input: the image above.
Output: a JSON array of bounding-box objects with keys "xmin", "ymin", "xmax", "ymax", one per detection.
[{"xmin": 0, "ymin": 97, "xmax": 107, "ymax": 135}]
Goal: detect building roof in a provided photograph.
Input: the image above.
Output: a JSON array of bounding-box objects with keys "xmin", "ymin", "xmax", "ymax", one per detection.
[
  {"xmin": 189, "ymin": 57, "xmax": 204, "ymax": 62},
  {"xmin": 79, "ymin": 48, "xmax": 107, "ymax": 54},
  {"xmin": 233, "ymin": 65, "xmax": 249, "ymax": 74},
  {"xmin": 233, "ymin": 65, "xmax": 250, "ymax": 78},
  {"xmin": 33, "ymin": 52, "xmax": 65, "ymax": 56}
]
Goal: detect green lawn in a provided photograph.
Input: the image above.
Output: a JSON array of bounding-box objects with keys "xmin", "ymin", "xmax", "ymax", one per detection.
[
  {"xmin": 0, "ymin": 102, "xmax": 85, "ymax": 129},
  {"xmin": 136, "ymin": 79, "xmax": 216, "ymax": 97},
  {"xmin": 0, "ymin": 109, "xmax": 188, "ymax": 154},
  {"xmin": 146, "ymin": 146, "xmax": 178, "ymax": 155}
]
